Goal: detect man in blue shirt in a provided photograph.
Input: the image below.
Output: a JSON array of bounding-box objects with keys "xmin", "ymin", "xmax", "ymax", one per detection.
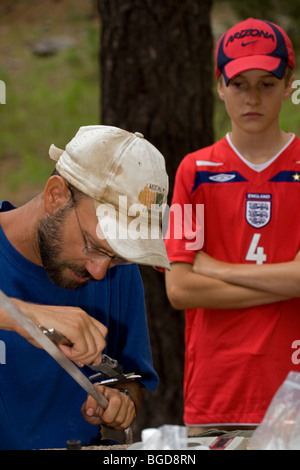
[{"xmin": 0, "ymin": 125, "xmax": 169, "ymax": 449}]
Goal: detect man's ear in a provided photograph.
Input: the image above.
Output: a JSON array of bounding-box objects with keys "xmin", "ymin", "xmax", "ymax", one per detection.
[{"xmin": 43, "ymin": 176, "xmax": 70, "ymax": 214}]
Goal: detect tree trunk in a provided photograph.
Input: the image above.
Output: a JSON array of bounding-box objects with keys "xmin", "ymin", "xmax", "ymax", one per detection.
[{"xmin": 98, "ymin": 0, "xmax": 214, "ymax": 440}]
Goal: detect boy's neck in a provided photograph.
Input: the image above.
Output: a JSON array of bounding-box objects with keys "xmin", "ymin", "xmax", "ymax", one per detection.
[{"xmin": 229, "ymin": 127, "xmax": 291, "ymax": 165}]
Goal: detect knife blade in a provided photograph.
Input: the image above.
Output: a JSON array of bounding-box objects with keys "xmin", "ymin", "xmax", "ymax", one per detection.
[{"xmin": 0, "ymin": 290, "xmax": 108, "ymax": 409}]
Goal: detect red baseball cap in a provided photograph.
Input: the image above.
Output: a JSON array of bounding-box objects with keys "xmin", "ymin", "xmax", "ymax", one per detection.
[{"xmin": 215, "ymin": 18, "xmax": 295, "ymax": 85}]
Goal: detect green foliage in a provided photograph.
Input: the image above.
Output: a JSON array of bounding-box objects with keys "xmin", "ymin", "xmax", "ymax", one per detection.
[
  {"xmin": 2, "ymin": 1, "xmax": 300, "ymax": 203},
  {"xmin": 0, "ymin": 16, "xmax": 100, "ymax": 202},
  {"xmin": 214, "ymin": 0, "xmax": 300, "ymax": 52}
]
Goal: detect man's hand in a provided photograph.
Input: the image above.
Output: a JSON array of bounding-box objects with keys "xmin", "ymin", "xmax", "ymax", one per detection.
[
  {"xmin": 81, "ymin": 384, "xmax": 138, "ymax": 430},
  {"xmin": 4, "ymin": 298, "xmax": 107, "ymax": 366}
]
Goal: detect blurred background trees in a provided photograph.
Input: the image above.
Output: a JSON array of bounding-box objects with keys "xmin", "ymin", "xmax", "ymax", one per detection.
[{"xmin": 218, "ymin": 0, "xmax": 300, "ymax": 51}]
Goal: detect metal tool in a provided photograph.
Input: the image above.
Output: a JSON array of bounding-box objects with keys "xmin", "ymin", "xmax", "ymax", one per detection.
[
  {"xmin": 39, "ymin": 326, "xmax": 142, "ymax": 385},
  {"xmin": 39, "ymin": 330, "xmax": 140, "ymax": 447},
  {"xmin": 88, "ymin": 358, "xmax": 141, "ymax": 385},
  {"xmin": 0, "ymin": 290, "xmax": 108, "ymax": 409}
]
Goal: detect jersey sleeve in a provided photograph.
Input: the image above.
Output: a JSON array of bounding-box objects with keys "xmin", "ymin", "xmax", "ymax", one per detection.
[{"xmin": 164, "ymin": 154, "xmax": 204, "ymax": 264}]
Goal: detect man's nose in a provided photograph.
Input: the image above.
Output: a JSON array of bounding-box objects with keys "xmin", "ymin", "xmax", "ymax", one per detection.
[{"xmin": 85, "ymin": 257, "xmax": 112, "ymax": 280}]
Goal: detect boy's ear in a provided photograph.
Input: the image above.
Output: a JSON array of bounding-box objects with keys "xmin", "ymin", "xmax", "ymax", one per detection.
[
  {"xmin": 283, "ymin": 74, "xmax": 295, "ymax": 101},
  {"xmin": 217, "ymin": 79, "xmax": 225, "ymax": 102},
  {"xmin": 43, "ymin": 175, "xmax": 70, "ymax": 214}
]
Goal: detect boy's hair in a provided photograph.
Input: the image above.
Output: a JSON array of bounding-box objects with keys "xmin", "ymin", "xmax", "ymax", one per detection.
[
  {"xmin": 215, "ymin": 18, "xmax": 295, "ymax": 86},
  {"xmin": 284, "ymin": 66, "xmax": 294, "ymax": 85}
]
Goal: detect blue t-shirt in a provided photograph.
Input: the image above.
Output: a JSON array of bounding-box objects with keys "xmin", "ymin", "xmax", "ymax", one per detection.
[{"xmin": 0, "ymin": 201, "xmax": 158, "ymax": 449}]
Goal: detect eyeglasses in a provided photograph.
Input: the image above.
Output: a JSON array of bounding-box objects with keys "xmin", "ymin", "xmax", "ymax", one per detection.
[{"xmin": 68, "ymin": 187, "xmax": 132, "ymax": 266}]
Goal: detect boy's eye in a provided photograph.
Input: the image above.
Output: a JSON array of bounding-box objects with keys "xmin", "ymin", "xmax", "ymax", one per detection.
[{"xmin": 231, "ymin": 81, "xmax": 244, "ymax": 88}]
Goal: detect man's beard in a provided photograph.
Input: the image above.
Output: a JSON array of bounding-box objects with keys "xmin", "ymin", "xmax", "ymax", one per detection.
[{"xmin": 37, "ymin": 205, "xmax": 94, "ymax": 289}]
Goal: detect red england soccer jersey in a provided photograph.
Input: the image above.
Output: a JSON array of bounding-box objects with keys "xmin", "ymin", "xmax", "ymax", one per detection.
[{"xmin": 165, "ymin": 134, "xmax": 300, "ymax": 425}]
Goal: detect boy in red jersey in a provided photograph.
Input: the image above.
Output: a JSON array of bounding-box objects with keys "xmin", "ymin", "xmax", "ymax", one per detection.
[{"xmin": 164, "ymin": 18, "xmax": 300, "ymax": 435}]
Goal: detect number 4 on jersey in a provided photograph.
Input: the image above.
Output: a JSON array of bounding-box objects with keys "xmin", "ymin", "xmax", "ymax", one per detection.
[{"xmin": 246, "ymin": 233, "xmax": 267, "ymax": 265}]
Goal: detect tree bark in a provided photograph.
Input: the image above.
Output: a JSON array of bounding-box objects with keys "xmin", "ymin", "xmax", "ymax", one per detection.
[{"xmin": 98, "ymin": 0, "xmax": 214, "ymax": 440}]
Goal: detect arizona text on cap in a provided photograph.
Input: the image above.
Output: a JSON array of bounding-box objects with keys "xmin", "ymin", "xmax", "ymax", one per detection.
[
  {"xmin": 49, "ymin": 125, "xmax": 170, "ymax": 270},
  {"xmin": 215, "ymin": 18, "xmax": 295, "ymax": 85}
]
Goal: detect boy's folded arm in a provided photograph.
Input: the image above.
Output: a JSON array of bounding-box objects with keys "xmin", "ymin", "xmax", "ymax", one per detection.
[
  {"xmin": 192, "ymin": 251, "xmax": 300, "ymax": 299},
  {"xmin": 165, "ymin": 261, "xmax": 289, "ymax": 311}
]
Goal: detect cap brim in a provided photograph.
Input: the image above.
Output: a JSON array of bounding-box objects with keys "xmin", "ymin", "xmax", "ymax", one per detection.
[
  {"xmin": 224, "ymin": 55, "xmax": 282, "ymax": 84},
  {"xmin": 95, "ymin": 203, "xmax": 170, "ymax": 270},
  {"xmin": 49, "ymin": 144, "xmax": 64, "ymax": 161}
]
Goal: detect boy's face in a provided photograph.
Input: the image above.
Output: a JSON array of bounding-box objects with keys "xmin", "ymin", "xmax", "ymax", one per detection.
[{"xmin": 217, "ymin": 69, "xmax": 294, "ymax": 136}]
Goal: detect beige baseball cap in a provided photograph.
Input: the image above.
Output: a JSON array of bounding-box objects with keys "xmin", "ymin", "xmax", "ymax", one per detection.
[{"xmin": 49, "ymin": 125, "xmax": 170, "ymax": 270}]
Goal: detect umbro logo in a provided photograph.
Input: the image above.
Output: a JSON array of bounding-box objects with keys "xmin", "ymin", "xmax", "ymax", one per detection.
[{"xmin": 208, "ymin": 173, "xmax": 236, "ymax": 182}]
